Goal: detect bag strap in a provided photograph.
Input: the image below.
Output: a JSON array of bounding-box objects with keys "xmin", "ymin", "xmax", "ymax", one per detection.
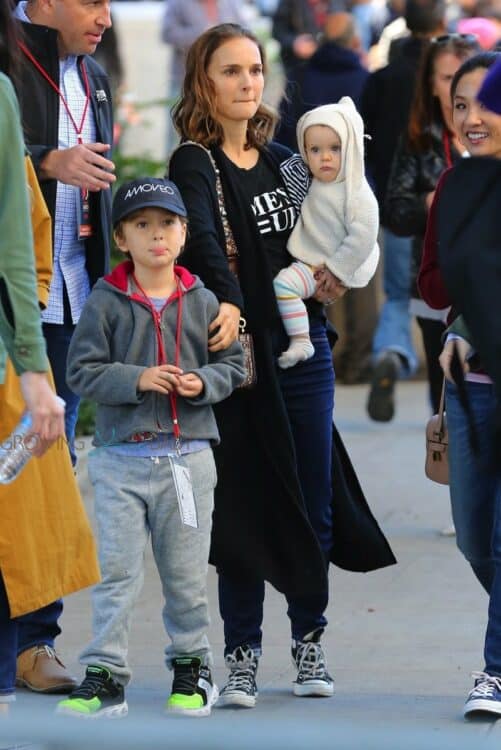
[
  {"xmin": 436, "ymin": 377, "xmax": 446, "ymax": 434},
  {"xmin": 173, "ymin": 141, "xmax": 239, "ymax": 276}
]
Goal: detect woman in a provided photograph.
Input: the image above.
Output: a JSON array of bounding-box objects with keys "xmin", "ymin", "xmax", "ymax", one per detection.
[
  {"xmin": 382, "ymin": 33, "xmax": 479, "ymax": 416},
  {"xmin": 0, "ymin": 0, "xmax": 99, "ymax": 711},
  {"xmin": 169, "ymin": 23, "xmax": 395, "ymax": 707},
  {"xmin": 418, "ymin": 52, "xmax": 501, "ymax": 717}
]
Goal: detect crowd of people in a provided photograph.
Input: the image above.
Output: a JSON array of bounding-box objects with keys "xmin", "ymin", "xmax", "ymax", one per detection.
[{"xmin": 0, "ymin": 0, "xmax": 500, "ymax": 726}]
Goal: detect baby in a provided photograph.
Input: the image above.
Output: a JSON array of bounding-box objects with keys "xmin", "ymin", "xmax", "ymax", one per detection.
[{"xmin": 275, "ymin": 97, "xmax": 380, "ymax": 369}]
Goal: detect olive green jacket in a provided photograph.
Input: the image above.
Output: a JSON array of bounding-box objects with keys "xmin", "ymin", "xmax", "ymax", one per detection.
[{"xmin": 0, "ymin": 73, "xmax": 47, "ymax": 383}]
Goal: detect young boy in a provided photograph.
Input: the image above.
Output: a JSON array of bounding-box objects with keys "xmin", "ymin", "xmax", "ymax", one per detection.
[
  {"xmin": 275, "ymin": 97, "xmax": 380, "ymax": 369},
  {"xmin": 57, "ymin": 177, "xmax": 245, "ymax": 718}
]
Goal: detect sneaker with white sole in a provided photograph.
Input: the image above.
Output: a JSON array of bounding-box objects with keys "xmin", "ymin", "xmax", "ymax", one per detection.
[
  {"xmin": 464, "ymin": 672, "xmax": 501, "ymax": 717},
  {"xmin": 218, "ymin": 645, "xmax": 259, "ymax": 708},
  {"xmin": 292, "ymin": 629, "xmax": 334, "ymax": 697},
  {"xmin": 56, "ymin": 666, "xmax": 128, "ymax": 719},
  {"xmin": 166, "ymin": 657, "xmax": 218, "ymax": 717}
]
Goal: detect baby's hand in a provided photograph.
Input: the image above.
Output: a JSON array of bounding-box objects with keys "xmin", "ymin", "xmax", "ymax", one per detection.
[
  {"xmin": 176, "ymin": 373, "xmax": 204, "ymax": 398},
  {"xmin": 137, "ymin": 365, "xmax": 183, "ymax": 394},
  {"xmin": 312, "ymin": 264, "xmax": 327, "ymax": 279}
]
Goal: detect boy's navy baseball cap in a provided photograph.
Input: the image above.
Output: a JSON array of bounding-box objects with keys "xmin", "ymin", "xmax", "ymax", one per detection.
[{"xmin": 112, "ymin": 177, "xmax": 188, "ymax": 226}]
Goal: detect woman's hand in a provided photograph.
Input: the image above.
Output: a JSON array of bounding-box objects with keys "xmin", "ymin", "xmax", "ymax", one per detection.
[
  {"xmin": 208, "ymin": 302, "xmax": 240, "ymax": 352},
  {"xmin": 439, "ymin": 337, "xmax": 471, "ymax": 383},
  {"xmin": 313, "ymin": 266, "xmax": 348, "ymax": 305},
  {"xmin": 19, "ymin": 372, "xmax": 65, "ymax": 457}
]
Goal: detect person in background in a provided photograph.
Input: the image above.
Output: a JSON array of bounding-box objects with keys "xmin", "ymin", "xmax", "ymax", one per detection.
[
  {"xmin": 383, "ymin": 33, "xmax": 479, "ymax": 418},
  {"xmin": 362, "ymin": 0, "xmax": 446, "ymax": 423},
  {"xmin": 272, "ymin": 0, "xmax": 329, "ymax": 78},
  {"xmin": 476, "ymin": 1, "xmax": 501, "ymax": 44},
  {"xmin": 277, "ymin": 12, "xmax": 368, "ymax": 150},
  {"xmin": 12, "ymin": 0, "xmax": 114, "ymax": 695},
  {"xmin": 418, "ymin": 52, "xmax": 501, "ymax": 717},
  {"xmin": 457, "ymin": 16, "xmax": 499, "ymax": 49}
]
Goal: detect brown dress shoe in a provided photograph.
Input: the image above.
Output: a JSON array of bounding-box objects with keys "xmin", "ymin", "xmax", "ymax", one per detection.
[{"xmin": 16, "ymin": 645, "xmax": 77, "ymax": 694}]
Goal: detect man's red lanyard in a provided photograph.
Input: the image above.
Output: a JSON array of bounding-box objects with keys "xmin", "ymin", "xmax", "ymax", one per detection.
[
  {"xmin": 133, "ymin": 274, "xmax": 184, "ymax": 447},
  {"xmin": 18, "ymin": 41, "xmax": 94, "ymax": 237},
  {"xmin": 18, "ymin": 41, "xmax": 91, "ymax": 145},
  {"xmin": 442, "ymin": 129, "xmax": 453, "ymax": 169}
]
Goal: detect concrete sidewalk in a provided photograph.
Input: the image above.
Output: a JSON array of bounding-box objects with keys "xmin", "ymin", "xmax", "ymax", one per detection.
[{"xmin": 7, "ymin": 381, "xmax": 500, "ymax": 744}]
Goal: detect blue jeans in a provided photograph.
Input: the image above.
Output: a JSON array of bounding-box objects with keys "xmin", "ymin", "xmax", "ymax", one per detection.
[
  {"xmin": 219, "ymin": 319, "xmax": 334, "ymax": 653},
  {"xmin": 372, "ymin": 229, "xmax": 417, "ymax": 376},
  {"xmin": 446, "ymin": 381, "xmax": 501, "ymax": 674}
]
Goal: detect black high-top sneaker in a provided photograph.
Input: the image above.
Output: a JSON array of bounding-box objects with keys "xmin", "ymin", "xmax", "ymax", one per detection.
[
  {"xmin": 218, "ymin": 645, "xmax": 259, "ymax": 708},
  {"xmin": 291, "ymin": 629, "xmax": 334, "ymax": 697}
]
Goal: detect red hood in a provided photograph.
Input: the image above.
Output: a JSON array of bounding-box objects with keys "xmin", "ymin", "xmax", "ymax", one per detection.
[{"xmin": 104, "ymin": 260, "xmax": 197, "ymax": 293}]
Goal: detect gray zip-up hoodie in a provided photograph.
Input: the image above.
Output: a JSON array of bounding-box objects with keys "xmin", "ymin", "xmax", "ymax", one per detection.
[{"xmin": 67, "ymin": 261, "xmax": 245, "ymax": 447}]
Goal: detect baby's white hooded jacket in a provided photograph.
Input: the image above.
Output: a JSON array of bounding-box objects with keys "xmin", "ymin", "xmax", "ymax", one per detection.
[{"xmin": 286, "ymin": 97, "xmax": 379, "ymax": 288}]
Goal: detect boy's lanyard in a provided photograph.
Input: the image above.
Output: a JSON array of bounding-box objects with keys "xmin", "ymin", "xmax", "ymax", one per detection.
[
  {"xmin": 18, "ymin": 41, "xmax": 93, "ymax": 238},
  {"xmin": 132, "ymin": 274, "xmax": 184, "ymax": 450}
]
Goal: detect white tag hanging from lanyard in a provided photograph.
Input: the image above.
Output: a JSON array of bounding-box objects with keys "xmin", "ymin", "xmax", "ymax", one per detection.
[{"xmin": 169, "ymin": 454, "xmax": 198, "ymax": 528}]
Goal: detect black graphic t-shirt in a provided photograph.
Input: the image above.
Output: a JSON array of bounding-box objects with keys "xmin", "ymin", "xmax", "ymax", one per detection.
[{"xmin": 221, "ymin": 151, "xmax": 296, "ymax": 277}]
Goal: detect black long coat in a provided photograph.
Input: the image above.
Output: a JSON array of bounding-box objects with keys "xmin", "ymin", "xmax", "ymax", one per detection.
[{"xmin": 169, "ymin": 142, "xmax": 396, "ymax": 596}]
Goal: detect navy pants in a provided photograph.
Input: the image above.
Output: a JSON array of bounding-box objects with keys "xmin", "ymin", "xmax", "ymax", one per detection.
[{"xmin": 219, "ymin": 319, "xmax": 334, "ymax": 653}]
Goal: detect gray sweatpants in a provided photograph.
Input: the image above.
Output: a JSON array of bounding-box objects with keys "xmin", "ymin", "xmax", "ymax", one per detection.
[{"xmin": 80, "ymin": 447, "xmax": 216, "ymax": 685}]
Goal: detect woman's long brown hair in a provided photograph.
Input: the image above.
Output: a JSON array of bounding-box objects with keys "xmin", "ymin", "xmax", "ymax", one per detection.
[
  {"xmin": 407, "ymin": 36, "xmax": 479, "ymax": 153},
  {"xmin": 172, "ymin": 23, "xmax": 277, "ymax": 149}
]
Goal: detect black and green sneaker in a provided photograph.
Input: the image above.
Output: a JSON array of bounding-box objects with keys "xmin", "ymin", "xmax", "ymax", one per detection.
[
  {"xmin": 56, "ymin": 666, "xmax": 127, "ymax": 719},
  {"xmin": 166, "ymin": 657, "xmax": 218, "ymax": 717}
]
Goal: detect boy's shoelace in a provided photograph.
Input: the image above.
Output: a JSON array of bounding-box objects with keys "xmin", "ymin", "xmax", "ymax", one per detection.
[
  {"xmin": 172, "ymin": 668, "xmax": 198, "ymax": 695},
  {"xmin": 70, "ymin": 674, "xmax": 109, "ymax": 699}
]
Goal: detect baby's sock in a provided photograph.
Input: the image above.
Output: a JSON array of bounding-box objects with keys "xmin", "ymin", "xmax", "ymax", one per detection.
[{"xmin": 278, "ymin": 334, "xmax": 315, "ymax": 369}]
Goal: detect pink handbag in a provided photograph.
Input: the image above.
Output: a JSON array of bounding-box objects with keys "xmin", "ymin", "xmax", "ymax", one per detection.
[{"xmin": 425, "ymin": 380, "xmax": 449, "ymax": 485}]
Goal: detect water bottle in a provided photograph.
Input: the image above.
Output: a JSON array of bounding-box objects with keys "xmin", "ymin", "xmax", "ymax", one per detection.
[{"xmin": 0, "ymin": 397, "xmax": 65, "ymax": 484}]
